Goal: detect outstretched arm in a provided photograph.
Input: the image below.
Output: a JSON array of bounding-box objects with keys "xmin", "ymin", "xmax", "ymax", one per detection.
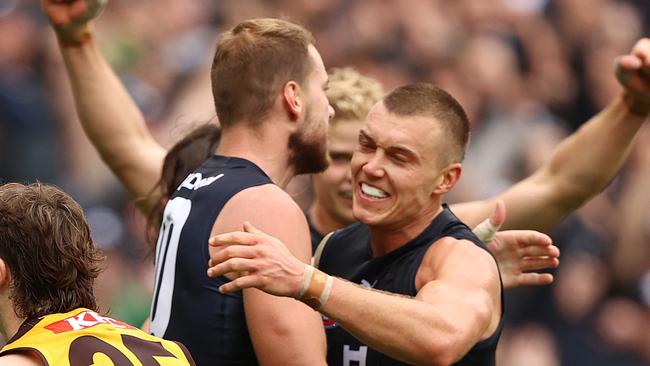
[
  {"xmin": 452, "ymin": 38, "xmax": 650, "ymax": 232},
  {"xmin": 42, "ymin": 0, "xmax": 166, "ymax": 213}
]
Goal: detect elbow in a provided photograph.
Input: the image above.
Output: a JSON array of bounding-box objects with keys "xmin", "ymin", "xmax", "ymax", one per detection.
[{"xmin": 418, "ymin": 332, "xmax": 467, "ymax": 366}]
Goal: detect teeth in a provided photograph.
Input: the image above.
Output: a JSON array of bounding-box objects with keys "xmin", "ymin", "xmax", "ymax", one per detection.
[{"xmin": 361, "ymin": 183, "xmax": 388, "ymax": 198}]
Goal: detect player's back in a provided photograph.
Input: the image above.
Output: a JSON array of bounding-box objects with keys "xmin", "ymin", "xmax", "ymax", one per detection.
[
  {"xmin": 149, "ymin": 155, "xmax": 273, "ymax": 365},
  {"xmin": 0, "ymin": 308, "xmax": 195, "ymax": 366}
]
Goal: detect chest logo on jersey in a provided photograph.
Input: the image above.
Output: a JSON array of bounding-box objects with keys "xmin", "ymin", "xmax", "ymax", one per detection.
[
  {"xmin": 44, "ymin": 311, "xmax": 135, "ymax": 334},
  {"xmin": 177, "ymin": 173, "xmax": 224, "ymax": 191}
]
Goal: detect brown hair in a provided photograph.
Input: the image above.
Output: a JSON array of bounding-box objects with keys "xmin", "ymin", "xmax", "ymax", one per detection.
[
  {"xmin": 327, "ymin": 67, "xmax": 384, "ymax": 121},
  {"xmin": 0, "ymin": 183, "xmax": 103, "ymax": 319},
  {"xmin": 211, "ymin": 18, "xmax": 315, "ymax": 127},
  {"xmin": 145, "ymin": 124, "xmax": 221, "ymax": 251},
  {"xmin": 383, "ymin": 83, "xmax": 470, "ymax": 165}
]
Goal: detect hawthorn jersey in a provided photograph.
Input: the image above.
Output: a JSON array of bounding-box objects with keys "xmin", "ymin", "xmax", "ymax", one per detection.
[
  {"xmin": 316, "ymin": 204, "xmax": 504, "ymax": 366},
  {"xmin": 0, "ymin": 308, "xmax": 195, "ymax": 366},
  {"xmin": 149, "ymin": 156, "xmax": 272, "ymax": 366}
]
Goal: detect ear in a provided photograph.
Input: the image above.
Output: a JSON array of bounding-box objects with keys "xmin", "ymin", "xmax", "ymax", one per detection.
[
  {"xmin": 283, "ymin": 81, "xmax": 303, "ymax": 121},
  {"xmin": 0, "ymin": 259, "xmax": 10, "ymax": 291},
  {"xmin": 432, "ymin": 163, "xmax": 462, "ymax": 195}
]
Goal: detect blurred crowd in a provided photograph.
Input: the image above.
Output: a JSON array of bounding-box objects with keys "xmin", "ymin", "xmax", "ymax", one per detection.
[{"xmin": 1, "ymin": 0, "xmax": 649, "ymax": 364}]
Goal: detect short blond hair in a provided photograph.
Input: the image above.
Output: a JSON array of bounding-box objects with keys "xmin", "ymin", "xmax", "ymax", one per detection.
[{"xmin": 327, "ymin": 68, "xmax": 384, "ymax": 121}]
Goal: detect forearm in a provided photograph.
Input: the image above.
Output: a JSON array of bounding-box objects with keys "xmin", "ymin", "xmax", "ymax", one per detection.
[
  {"xmin": 58, "ymin": 27, "xmax": 165, "ymax": 207},
  {"xmin": 542, "ymin": 96, "xmax": 645, "ymax": 206},
  {"xmin": 319, "ymin": 279, "xmax": 487, "ymax": 365}
]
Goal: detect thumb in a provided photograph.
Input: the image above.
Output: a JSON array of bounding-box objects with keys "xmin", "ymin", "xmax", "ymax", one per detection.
[
  {"xmin": 489, "ymin": 199, "xmax": 506, "ymax": 228},
  {"xmin": 473, "ymin": 200, "xmax": 505, "ymax": 242}
]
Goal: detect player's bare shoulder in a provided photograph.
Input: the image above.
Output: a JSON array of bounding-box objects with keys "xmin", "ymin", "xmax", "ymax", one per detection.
[{"xmin": 416, "ymin": 236, "xmax": 499, "ymax": 289}]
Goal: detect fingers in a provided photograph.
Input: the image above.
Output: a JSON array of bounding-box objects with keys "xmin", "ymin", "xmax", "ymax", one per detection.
[
  {"xmin": 207, "ymin": 257, "xmax": 257, "ymax": 278},
  {"xmin": 219, "ymin": 275, "xmax": 259, "ymax": 293},
  {"xmin": 631, "ymin": 38, "xmax": 650, "ymax": 66},
  {"xmin": 519, "ymin": 243, "xmax": 560, "ymax": 258},
  {"xmin": 515, "ymin": 231, "xmax": 554, "ymax": 248},
  {"xmin": 209, "ymin": 231, "xmax": 259, "ymax": 247},
  {"xmin": 209, "ymin": 244, "xmax": 259, "ymax": 267},
  {"xmin": 520, "ymin": 257, "xmax": 560, "ymax": 272},
  {"xmin": 516, "ymin": 273, "xmax": 555, "ymax": 287}
]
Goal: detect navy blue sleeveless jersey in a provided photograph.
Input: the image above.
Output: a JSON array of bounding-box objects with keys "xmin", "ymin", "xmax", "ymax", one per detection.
[
  {"xmin": 317, "ymin": 204, "xmax": 504, "ymax": 366},
  {"xmin": 149, "ymin": 156, "xmax": 272, "ymax": 366}
]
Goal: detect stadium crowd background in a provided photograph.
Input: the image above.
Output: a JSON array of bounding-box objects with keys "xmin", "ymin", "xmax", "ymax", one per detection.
[{"xmin": 1, "ymin": 0, "xmax": 649, "ymax": 364}]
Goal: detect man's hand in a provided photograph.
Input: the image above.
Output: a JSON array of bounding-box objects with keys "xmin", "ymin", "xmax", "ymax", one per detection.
[
  {"xmin": 207, "ymin": 222, "xmax": 305, "ymax": 297},
  {"xmin": 616, "ymin": 38, "xmax": 650, "ymax": 116},
  {"xmin": 473, "ymin": 201, "xmax": 560, "ymax": 289},
  {"xmin": 41, "ymin": 0, "xmax": 107, "ymax": 44}
]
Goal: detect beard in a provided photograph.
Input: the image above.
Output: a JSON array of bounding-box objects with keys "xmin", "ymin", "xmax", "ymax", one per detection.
[{"xmin": 288, "ymin": 107, "xmax": 329, "ymax": 175}]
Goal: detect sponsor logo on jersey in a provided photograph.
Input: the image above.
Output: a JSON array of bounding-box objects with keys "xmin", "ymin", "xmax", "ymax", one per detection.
[
  {"xmin": 45, "ymin": 311, "xmax": 135, "ymax": 334},
  {"xmin": 177, "ymin": 173, "xmax": 224, "ymax": 191},
  {"xmin": 322, "ymin": 315, "xmax": 338, "ymax": 330}
]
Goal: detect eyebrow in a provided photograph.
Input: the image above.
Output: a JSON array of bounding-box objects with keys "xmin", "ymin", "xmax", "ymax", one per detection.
[{"xmin": 359, "ymin": 130, "xmax": 418, "ymax": 160}]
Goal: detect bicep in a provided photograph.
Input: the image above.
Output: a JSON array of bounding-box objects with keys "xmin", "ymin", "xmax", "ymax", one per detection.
[
  {"xmin": 212, "ymin": 186, "xmax": 326, "ymax": 364},
  {"xmin": 418, "ymin": 241, "xmax": 501, "ymax": 340},
  {"xmin": 244, "ymin": 289, "xmax": 326, "ymax": 365}
]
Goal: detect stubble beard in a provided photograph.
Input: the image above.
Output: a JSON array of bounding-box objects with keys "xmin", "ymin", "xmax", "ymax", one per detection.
[{"xmin": 288, "ymin": 108, "xmax": 329, "ymax": 175}]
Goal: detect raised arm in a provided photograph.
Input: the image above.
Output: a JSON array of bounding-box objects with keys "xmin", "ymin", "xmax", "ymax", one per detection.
[
  {"xmin": 209, "ymin": 224, "xmax": 501, "ymax": 365},
  {"xmin": 210, "ymin": 185, "xmax": 327, "ymax": 365},
  {"xmin": 452, "ymin": 38, "xmax": 650, "ymax": 232},
  {"xmin": 42, "ymin": 0, "xmax": 166, "ymax": 213}
]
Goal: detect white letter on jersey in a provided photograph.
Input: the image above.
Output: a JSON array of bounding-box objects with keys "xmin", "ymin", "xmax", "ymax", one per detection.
[
  {"xmin": 343, "ymin": 345, "xmax": 367, "ymax": 366},
  {"xmin": 177, "ymin": 173, "xmax": 224, "ymax": 191}
]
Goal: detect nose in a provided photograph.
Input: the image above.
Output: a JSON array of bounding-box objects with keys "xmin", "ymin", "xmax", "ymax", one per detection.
[
  {"xmin": 362, "ymin": 150, "xmax": 385, "ymax": 178},
  {"xmin": 328, "ymin": 105, "xmax": 335, "ymax": 120}
]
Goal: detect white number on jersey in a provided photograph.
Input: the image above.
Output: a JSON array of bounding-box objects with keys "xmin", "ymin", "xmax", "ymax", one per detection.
[{"xmin": 150, "ymin": 197, "xmax": 192, "ymax": 337}]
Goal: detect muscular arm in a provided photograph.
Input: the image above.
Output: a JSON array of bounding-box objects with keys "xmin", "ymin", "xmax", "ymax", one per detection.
[
  {"xmin": 452, "ymin": 38, "xmax": 650, "ymax": 232},
  {"xmin": 211, "ymin": 185, "xmax": 327, "ymax": 365},
  {"xmin": 319, "ymin": 239, "xmax": 501, "ymax": 365},
  {"xmin": 452, "ymin": 96, "xmax": 646, "ymax": 231},
  {"xmin": 210, "ymin": 230, "xmax": 500, "ymax": 366},
  {"xmin": 44, "ymin": 0, "xmax": 166, "ymax": 213}
]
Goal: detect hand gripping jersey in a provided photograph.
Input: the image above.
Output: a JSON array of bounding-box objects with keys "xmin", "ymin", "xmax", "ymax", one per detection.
[
  {"xmin": 316, "ymin": 205, "xmax": 504, "ymax": 366},
  {"xmin": 149, "ymin": 156, "xmax": 272, "ymax": 365},
  {"xmin": 0, "ymin": 308, "xmax": 195, "ymax": 365}
]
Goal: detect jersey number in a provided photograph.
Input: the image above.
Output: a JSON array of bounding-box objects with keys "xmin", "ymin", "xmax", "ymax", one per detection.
[
  {"xmin": 150, "ymin": 197, "xmax": 192, "ymax": 337},
  {"xmin": 68, "ymin": 334, "xmax": 185, "ymax": 365}
]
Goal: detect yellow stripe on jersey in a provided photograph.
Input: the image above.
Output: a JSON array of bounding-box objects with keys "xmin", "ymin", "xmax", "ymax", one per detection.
[{"xmin": 0, "ymin": 308, "xmax": 195, "ymax": 366}]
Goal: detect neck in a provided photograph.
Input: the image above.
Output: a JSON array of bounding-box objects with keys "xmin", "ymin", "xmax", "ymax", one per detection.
[
  {"xmin": 369, "ymin": 203, "xmax": 444, "ymax": 257},
  {"xmin": 308, "ymin": 202, "xmax": 352, "ymax": 236},
  {"xmin": 216, "ymin": 121, "xmax": 295, "ymax": 188},
  {"xmin": 0, "ymin": 293, "xmax": 21, "ymax": 339}
]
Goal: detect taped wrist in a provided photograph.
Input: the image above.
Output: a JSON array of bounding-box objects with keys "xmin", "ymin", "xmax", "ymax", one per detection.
[
  {"xmin": 56, "ymin": 23, "xmax": 92, "ymax": 47},
  {"xmin": 295, "ymin": 264, "xmax": 334, "ymax": 310}
]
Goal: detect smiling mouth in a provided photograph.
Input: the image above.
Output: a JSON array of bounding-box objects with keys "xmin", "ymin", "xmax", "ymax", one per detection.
[{"xmin": 360, "ymin": 183, "xmax": 389, "ymax": 199}]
